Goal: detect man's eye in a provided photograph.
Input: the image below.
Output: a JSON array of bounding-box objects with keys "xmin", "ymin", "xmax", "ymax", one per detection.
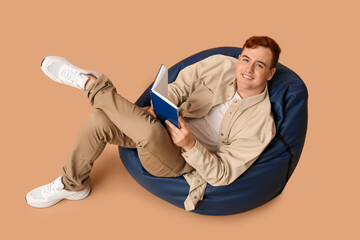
[
  {"xmin": 257, "ymin": 64, "xmax": 264, "ymax": 68},
  {"xmin": 242, "ymin": 58, "xmax": 249, "ymax": 62}
]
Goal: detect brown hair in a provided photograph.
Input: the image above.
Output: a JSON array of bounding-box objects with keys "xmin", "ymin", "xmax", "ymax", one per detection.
[{"xmin": 243, "ymin": 36, "xmax": 281, "ymax": 69}]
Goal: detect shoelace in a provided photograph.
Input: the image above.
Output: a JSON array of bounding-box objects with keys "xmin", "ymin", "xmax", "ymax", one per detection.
[
  {"xmin": 44, "ymin": 180, "xmax": 58, "ymax": 193},
  {"xmin": 62, "ymin": 67, "xmax": 83, "ymax": 85}
]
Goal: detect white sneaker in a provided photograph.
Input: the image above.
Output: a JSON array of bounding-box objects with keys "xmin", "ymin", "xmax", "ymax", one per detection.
[
  {"xmin": 26, "ymin": 176, "xmax": 90, "ymax": 208},
  {"xmin": 41, "ymin": 56, "xmax": 101, "ymax": 91}
]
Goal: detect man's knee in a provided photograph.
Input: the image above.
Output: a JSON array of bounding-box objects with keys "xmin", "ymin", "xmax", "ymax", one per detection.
[
  {"xmin": 86, "ymin": 110, "xmax": 112, "ymax": 130},
  {"xmin": 82, "ymin": 110, "xmax": 118, "ymax": 144}
]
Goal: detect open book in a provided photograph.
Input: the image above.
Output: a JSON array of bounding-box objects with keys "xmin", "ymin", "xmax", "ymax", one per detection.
[{"xmin": 151, "ymin": 65, "xmax": 179, "ymax": 128}]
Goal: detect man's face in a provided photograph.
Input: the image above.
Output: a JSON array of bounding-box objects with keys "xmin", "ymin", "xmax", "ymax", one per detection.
[{"xmin": 235, "ymin": 46, "xmax": 276, "ymax": 98}]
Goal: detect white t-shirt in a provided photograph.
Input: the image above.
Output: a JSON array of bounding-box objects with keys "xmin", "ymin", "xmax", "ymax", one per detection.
[{"xmin": 186, "ymin": 92, "xmax": 241, "ymax": 153}]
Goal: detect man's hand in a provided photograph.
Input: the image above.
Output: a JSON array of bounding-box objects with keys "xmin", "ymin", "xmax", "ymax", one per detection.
[
  {"xmin": 165, "ymin": 116, "xmax": 196, "ymax": 151},
  {"xmin": 146, "ymin": 106, "xmax": 157, "ymax": 119}
]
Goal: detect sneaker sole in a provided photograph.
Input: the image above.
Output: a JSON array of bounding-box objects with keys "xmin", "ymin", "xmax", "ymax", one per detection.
[
  {"xmin": 40, "ymin": 58, "xmax": 45, "ymax": 67},
  {"xmin": 26, "ymin": 186, "xmax": 91, "ymax": 208}
]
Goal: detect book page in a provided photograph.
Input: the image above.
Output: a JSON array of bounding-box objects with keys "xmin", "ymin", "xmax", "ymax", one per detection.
[{"xmin": 151, "ymin": 64, "xmax": 168, "ymax": 97}]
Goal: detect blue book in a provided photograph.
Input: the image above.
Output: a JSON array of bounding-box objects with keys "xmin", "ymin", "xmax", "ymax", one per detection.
[{"xmin": 151, "ymin": 65, "xmax": 179, "ymax": 128}]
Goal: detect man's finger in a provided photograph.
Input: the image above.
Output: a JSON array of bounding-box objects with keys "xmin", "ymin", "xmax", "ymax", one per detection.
[
  {"xmin": 166, "ymin": 126, "xmax": 176, "ymax": 138},
  {"xmin": 178, "ymin": 116, "xmax": 187, "ymax": 129},
  {"xmin": 165, "ymin": 120, "xmax": 180, "ymax": 135},
  {"xmin": 148, "ymin": 108, "xmax": 157, "ymax": 119},
  {"xmin": 150, "ymin": 111, "xmax": 157, "ymax": 119},
  {"xmin": 179, "ymin": 117, "xmax": 192, "ymax": 133},
  {"xmin": 178, "ymin": 116, "xmax": 185, "ymax": 123}
]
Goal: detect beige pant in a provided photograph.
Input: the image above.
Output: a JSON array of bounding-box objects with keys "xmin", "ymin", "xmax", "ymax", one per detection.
[{"xmin": 62, "ymin": 75, "xmax": 193, "ymax": 191}]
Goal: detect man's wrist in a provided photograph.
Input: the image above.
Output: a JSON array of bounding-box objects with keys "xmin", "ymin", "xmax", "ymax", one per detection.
[{"xmin": 183, "ymin": 139, "xmax": 196, "ymax": 152}]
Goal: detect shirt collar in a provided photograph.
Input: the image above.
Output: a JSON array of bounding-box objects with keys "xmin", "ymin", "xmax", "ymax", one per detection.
[{"xmin": 236, "ymin": 85, "xmax": 268, "ymax": 109}]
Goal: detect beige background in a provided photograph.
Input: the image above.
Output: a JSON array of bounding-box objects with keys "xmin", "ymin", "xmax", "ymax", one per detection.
[{"xmin": 1, "ymin": 0, "xmax": 359, "ymax": 239}]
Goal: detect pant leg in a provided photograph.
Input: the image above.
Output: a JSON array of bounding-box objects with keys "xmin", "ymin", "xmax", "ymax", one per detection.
[
  {"xmin": 85, "ymin": 75, "xmax": 193, "ymax": 177},
  {"xmin": 62, "ymin": 110, "xmax": 136, "ymax": 191}
]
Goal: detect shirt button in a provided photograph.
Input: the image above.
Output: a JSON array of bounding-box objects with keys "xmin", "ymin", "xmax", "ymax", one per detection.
[
  {"xmin": 229, "ymin": 112, "xmax": 232, "ymax": 115},
  {"xmin": 194, "ymin": 196, "xmax": 198, "ymax": 200},
  {"xmin": 221, "ymin": 133, "xmax": 224, "ymax": 136}
]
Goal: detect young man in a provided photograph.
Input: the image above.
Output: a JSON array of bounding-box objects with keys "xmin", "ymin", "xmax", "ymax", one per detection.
[{"xmin": 26, "ymin": 36, "xmax": 280, "ymax": 211}]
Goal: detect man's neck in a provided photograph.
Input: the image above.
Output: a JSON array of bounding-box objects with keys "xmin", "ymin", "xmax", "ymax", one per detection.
[{"xmin": 236, "ymin": 85, "xmax": 267, "ymax": 99}]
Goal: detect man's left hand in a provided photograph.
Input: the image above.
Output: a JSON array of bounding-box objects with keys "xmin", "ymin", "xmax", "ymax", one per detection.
[{"xmin": 165, "ymin": 117, "xmax": 196, "ymax": 152}]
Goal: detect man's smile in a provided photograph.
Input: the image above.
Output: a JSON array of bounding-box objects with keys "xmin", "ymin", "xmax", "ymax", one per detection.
[{"xmin": 242, "ymin": 73, "xmax": 254, "ymax": 80}]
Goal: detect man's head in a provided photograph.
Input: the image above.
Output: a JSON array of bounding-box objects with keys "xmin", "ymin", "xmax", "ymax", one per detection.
[
  {"xmin": 236, "ymin": 36, "xmax": 281, "ymax": 98},
  {"xmin": 243, "ymin": 36, "xmax": 281, "ymax": 70}
]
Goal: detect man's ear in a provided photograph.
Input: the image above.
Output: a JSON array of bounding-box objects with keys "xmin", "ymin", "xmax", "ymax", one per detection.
[{"xmin": 267, "ymin": 68, "xmax": 276, "ymax": 81}]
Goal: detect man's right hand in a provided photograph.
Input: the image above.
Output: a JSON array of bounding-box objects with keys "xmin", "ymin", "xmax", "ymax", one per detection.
[{"xmin": 146, "ymin": 106, "xmax": 157, "ymax": 119}]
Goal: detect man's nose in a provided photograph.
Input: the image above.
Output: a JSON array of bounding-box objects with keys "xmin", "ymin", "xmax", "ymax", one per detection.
[{"xmin": 245, "ymin": 63, "xmax": 254, "ymax": 73}]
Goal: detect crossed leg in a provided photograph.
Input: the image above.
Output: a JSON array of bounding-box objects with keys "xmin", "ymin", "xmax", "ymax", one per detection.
[
  {"xmin": 62, "ymin": 74, "xmax": 193, "ymax": 191},
  {"xmin": 26, "ymin": 57, "xmax": 193, "ymax": 208}
]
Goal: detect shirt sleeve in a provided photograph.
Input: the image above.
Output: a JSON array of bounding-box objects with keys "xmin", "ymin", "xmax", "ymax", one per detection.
[
  {"xmin": 167, "ymin": 55, "xmax": 226, "ymax": 106},
  {"xmin": 181, "ymin": 113, "xmax": 276, "ymax": 186},
  {"xmin": 167, "ymin": 63, "xmax": 199, "ymax": 106}
]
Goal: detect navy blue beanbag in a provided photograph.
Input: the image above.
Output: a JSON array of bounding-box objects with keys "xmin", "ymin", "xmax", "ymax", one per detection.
[{"xmin": 118, "ymin": 47, "xmax": 308, "ymax": 215}]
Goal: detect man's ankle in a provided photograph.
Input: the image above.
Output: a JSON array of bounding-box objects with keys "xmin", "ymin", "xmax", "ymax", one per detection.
[{"xmin": 85, "ymin": 74, "xmax": 97, "ymax": 90}]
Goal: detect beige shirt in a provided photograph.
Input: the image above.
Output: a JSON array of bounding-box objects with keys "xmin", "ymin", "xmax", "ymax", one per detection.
[
  {"xmin": 167, "ymin": 55, "xmax": 276, "ymax": 210},
  {"xmin": 186, "ymin": 92, "xmax": 242, "ymax": 153}
]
